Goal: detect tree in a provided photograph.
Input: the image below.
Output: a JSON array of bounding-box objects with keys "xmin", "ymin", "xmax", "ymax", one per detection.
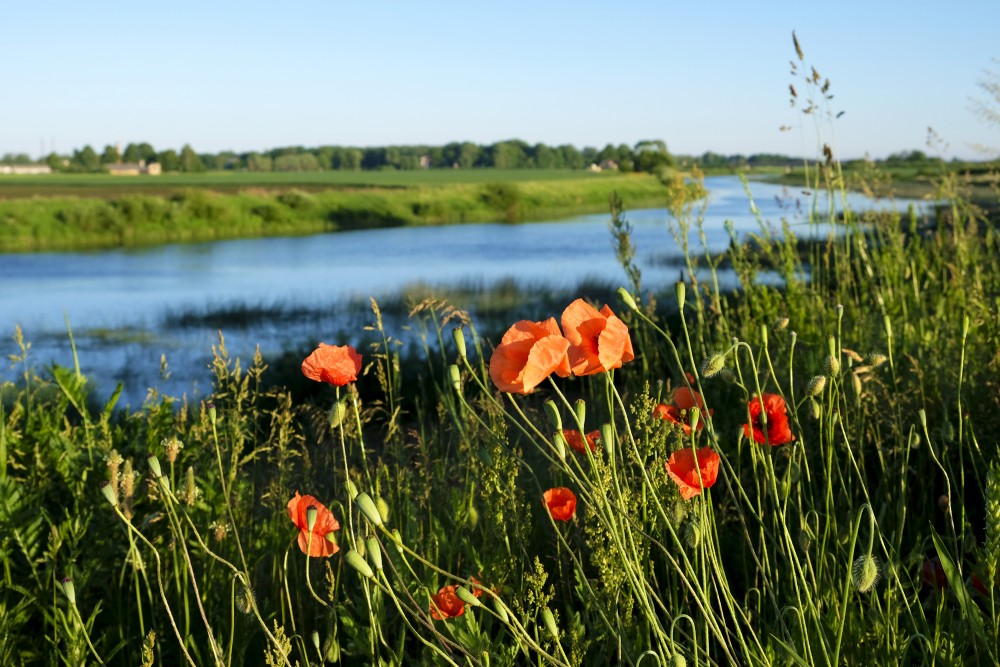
[
  {"xmin": 100, "ymin": 144, "xmax": 120, "ymax": 165},
  {"xmin": 157, "ymin": 149, "xmax": 180, "ymax": 172},
  {"xmin": 180, "ymin": 144, "xmax": 204, "ymax": 172},
  {"xmin": 122, "ymin": 143, "xmax": 141, "ymax": 163},
  {"xmin": 74, "ymin": 145, "xmax": 101, "ymax": 171},
  {"xmin": 634, "ymin": 139, "xmax": 674, "ymax": 173}
]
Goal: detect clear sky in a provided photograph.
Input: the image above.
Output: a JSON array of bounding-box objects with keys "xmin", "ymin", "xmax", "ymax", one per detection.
[{"xmin": 2, "ymin": 1, "xmax": 998, "ymax": 161}]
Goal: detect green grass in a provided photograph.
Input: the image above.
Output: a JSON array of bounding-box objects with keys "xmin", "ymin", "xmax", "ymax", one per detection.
[{"xmin": 0, "ymin": 172, "xmax": 699, "ymax": 253}]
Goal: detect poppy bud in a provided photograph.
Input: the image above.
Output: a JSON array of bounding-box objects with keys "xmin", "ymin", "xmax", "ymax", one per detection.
[
  {"xmin": 852, "ymin": 372, "xmax": 862, "ymax": 396},
  {"xmin": 760, "ymin": 323, "xmax": 768, "ymax": 346},
  {"xmin": 574, "ymin": 399, "xmax": 586, "ymax": 430},
  {"xmin": 541, "ymin": 607, "xmax": 559, "ymax": 639},
  {"xmin": 688, "ymin": 407, "xmax": 701, "ymax": 432},
  {"xmin": 852, "ymin": 554, "xmax": 881, "ymax": 593},
  {"xmin": 866, "ymin": 353, "xmax": 888, "ymax": 368},
  {"xmin": 311, "ymin": 631, "xmax": 321, "ymax": 651},
  {"xmin": 366, "ymin": 538, "xmax": 383, "ymax": 571},
  {"xmin": 147, "ymin": 454, "xmax": 162, "ymax": 479},
  {"xmin": 346, "ymin": 479, "xmax": 359, "ymax": 501},
  {"xmin": 492, "ymin": 597, "xmax": 509, "ymax": 623},
  {"xmin": 672, "ymin": 653, "xmax": 687, "ymax": 667},
  {"xmin": 772, "ymin": 317, "xmax": 790, "ymax": 332},
  {"xmin": 806, "ymin": 375, "xmax": 826, "ymax": 397},
  {"xmin": 553, "ymin": 431, "xmax": 567, "ymax": 461},
  {"xmin": 456, "ymin": 586, "xmax": 481, "ymax": 607},
  {"xmin": 675, "ymin": 282, "xmax": 686, "ymax": 310},
  {"xmin": 60, "ymin": 577, "xmax": 76, "ymax": 606},
  {"xmin": 329, "ymin": 400, "xmax": 347, "ymax": 428},
  {"xmin": 701, "ymin": 353, "xmax": 726, "ymax": 378},
  {"xmin": 617, "ymin": 287, "xmax": 638, "ymax": 311},
  {"xmin": 824, "ymin": 354, "xmax": 840, "ymax": 377},
  {"xmin": 207, "ymin": 402, "xmax": 217, "ymax": 425},
  {"xmin": 452, "ymin": 327, "xmax": 467, "ymax": 359},
  {"xmin": 99, "ymin": 480, "xmax": 118, "ymax": 507},
  {"xmin": 543, "ymin": 400, "xmax": 562, "ymax": 431},
  {"xmin": 345, "ymin": 550, "xmax": 374, "ymax": 579},
  {"xmin": 449, "ymin": 364, "xmax": 462, "ymax": 393},
  {"xmin": 601, "ymin": 423, "xmax": 614, "ymax": 457},
  {"xmin": 390, "ymin": 529, "xmax": 404, "ymax": 552},
  {"xmin": 810, "ymin": 398, "xmax": 821, "ymax": 420},
  {"xmin": 467, "ymin": 502, "xmax": 479, "ymax": 528},
  {"xmin": 883, "ymin": 315, "xmax": 893, "ymax": 340},
  {"xmin": 375, "ymin": 496, "xmax": 390, "ymax": 524},
  {"xmin": 354, "ymin": 492, "xmax": 383, "ymax": 527}
]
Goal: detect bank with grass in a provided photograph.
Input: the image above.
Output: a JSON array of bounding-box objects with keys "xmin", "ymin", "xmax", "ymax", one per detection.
[{"xmin": 0, "ymin": 172, "xmax": 700, "ymax": 253}]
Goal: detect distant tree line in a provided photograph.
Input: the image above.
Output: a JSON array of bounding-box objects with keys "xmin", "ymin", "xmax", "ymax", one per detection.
[{"xmin": 8, "ymin": 139, "xmax": 678, "ymax": 174}]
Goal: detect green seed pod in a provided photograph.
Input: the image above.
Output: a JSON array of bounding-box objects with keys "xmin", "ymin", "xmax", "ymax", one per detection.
[
  {"xmin": 366, "ymin": 538, "xmax": 383, "ymax": 571},
  {"xmin": 543, "ymin": 400, "xmax": 562, "ymax": 432},
  {"xmin": 541, "ymin": 607, "xmax": 559, "ymax": 639},
  {"xmin": 354, "ymin": 492, "xmax": 383, "ymax": 527},
  {"xmin": 452, "ymin": 327, "xmax": 467, "ymax": 359},
  {"xmin": 456, "ymin": 586, "xmax": 481, "ymax": 607},
  {"xmin": 60, "ymin": 577, "xmax": 76, "ymax": 606},
  {"xmin": 100, "ymin": 480, "xmax": 118, "ymax": 508},
  {"xmin": 306, "ymin": 505, "xmax": 318, "ymax": 532},
  {"xmin": 208, "ymin": 403, "xmax": 217, "ymax": 426},
  {"xmin": 345, "ymin": 550, "xmax": 374, "ymax": 579},
  {"xmin": 688, "ymin": 407, "xmax": 701, "ymax": 432},
  {"xmin": 146, "ymin": 454, "xmax": 163, "ymax": 479}
]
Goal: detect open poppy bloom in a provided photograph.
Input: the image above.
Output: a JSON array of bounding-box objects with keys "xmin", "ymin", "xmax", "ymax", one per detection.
[
  {"xmin": 666, "ymin": 446, "xmax": 721, "ymax": 500},
  {"xmin": 743, "ymin": 393, "xmax": 795, "ymax": 446},
  {"xmin": 543, "ymin": 487, "xmax": 577, "ymax": 521},
  {"xmin": 430, "ymin": 584, "xmax": 465, "ymax": 620},
  {"xmin": 563, "ymin": 429, "xmax": 601, "ymax": 454},
  {"xmin": 302, "ymin": 343, "xmax": 362, "ymax": 386},
  {"xmin": 560, "ymin": 299, "xmax": 634, "ymax": 376},
  {"xmin": 654, "ymin": 387, "xmax": 712, "ymax": 434},
  {"xmin": 287, "ymin": 491, "xmax": 341, "ymax": 557},
  {"xmin": 489, "ymin": 318, "xmax": 571, "ymax": 394}
]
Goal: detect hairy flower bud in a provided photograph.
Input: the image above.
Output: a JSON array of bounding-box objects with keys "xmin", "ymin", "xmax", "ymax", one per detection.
[{"xmin": 701, "ymin": 353, "xmax": 726, "ymax": 378}]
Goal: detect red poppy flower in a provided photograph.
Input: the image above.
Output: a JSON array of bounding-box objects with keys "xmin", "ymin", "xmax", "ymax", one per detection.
[
  {"xmin": 654, "ymin": 387, "xmax": 712, "ymax": 434},
  {"xmin": 666, "ymin": 446, "xmax": 721, "ymax": 500},
  {"xmin": 287, "ymin": 491, "xmax": 341, "ymax": 557},
  {"xmin": 560, "ymin": 299, "xmax": 635, "ymax": 376},
  {"xmin": 543, "ymin": 487, "xmax": 577, "ymax": 521},
  {"xmin": 672, "ymin": 387, "xmax": 705, "ymax": 410},
  {"xmin": 302, "ymin": 344, "xmax": 362, "ymax": 386},
  {"xmin": 430, "ymin": 584, "xmax": 465, "ymax": 620},
  {"xmin": 743, "ymin": 393, "xmax": 795, "ymax": 446},
  {"xmin": 563, "ymin": 429, "xmax": 601, "ymax": 454},
  {"xmin": 489, "ymin": 318, "xmax": 571, "ymax": 394}
]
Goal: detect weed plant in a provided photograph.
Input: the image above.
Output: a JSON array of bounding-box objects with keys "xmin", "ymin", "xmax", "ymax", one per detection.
[{"xmin": 2, "ymin": 47, "xmax": 1000, "ymax": 667}]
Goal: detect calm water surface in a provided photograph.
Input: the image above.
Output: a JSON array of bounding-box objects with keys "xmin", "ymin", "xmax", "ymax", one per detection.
[{"xmin": 0, "ymin": 176, "xmax": 925, "ymax": 404}]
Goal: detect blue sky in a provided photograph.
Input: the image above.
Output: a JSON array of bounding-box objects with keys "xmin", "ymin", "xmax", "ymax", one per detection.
[{"xmin": 2, "ymin": 1, "xmax": 998, "ymax": 160}]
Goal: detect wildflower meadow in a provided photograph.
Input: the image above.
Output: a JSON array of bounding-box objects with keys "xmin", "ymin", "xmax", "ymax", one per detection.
[{"xmin": 3, "ymin": 61, "xmax": 1000, "ymax": 667}]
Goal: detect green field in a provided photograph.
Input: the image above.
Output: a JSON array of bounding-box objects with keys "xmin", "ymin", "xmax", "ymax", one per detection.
[
  {"xmin": 0, "ymin": 171, "xmax": 699, "ymax": 253},
  {"xmin": 0, "ymin": 169, "xmax": 620, "ymax": 199}
]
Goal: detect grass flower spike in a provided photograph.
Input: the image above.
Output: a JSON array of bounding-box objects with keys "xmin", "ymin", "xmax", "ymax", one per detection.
[
  {"xmin": 301, "ymin": 343, "xmax": 362, "ymax": 386},
  {"xmin": 560, "ymin": 298, "xmax": 635, "ymax": 376},
  {"xmin": 666, "ymin": 447, "xmax": 721, "ymax": 499},
  {"xmin": 489, "ymin": 318, "xmax": 571, "ymax": 394},
  {"xmin": 287, "ymin": 491, "xmax": 341, "ymax": 557}
]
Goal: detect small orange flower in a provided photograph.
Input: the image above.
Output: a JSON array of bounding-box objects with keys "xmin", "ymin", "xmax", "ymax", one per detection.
[
  {"xmin": 666, "ymin": 447, "xmax": 721, "ymax": 500},
  {"xmin": 743, "ymin": 393, "xmax": 795, "ymax": 446},
  {"xmin": 654, "ymin": 387, "xmax": 711, "ymax": 434},
  {"xmin": 489, "ymin": 318, "xmax": 571, "ymax": 394},
  {"xmin": 563, "ymin": 429, "xmax": 601, "ymax": 454},
  {"xmin": 561, "ymin": 299, "xmax": 635, "ymax": 376},
  {"xmin": 302, "ymin": 343, "xmax": 362, "ymax": 386},
  {"xmin": 430, "ymin": 584, "xmax": 465, "ymax": 620},
  {"xmin": 543, "ymin": 487, "xmax": 577, "ymax": 521},
  {"xmin": 287, "ymin": 491, "xmax": 341, "ymax": 557}
]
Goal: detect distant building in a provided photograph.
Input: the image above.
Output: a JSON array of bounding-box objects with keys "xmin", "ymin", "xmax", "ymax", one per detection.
[
  {"xmin": 106, "ymin": 160, "xmax": 162, "ymax": 176},
  {"xmin": 0, "ymin": 164, "xmax": 52, "ymax": 175}
]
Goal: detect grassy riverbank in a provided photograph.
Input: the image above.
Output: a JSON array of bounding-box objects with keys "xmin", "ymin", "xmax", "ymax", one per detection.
[{"xmin": 0, "ymin": 171, "xmax": 698, "ymax": 253}]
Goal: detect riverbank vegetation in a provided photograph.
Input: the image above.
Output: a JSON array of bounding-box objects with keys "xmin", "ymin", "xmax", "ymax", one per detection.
[
  {"xmin": 3, "ymin": 140, "xmax": 1000, "ymax": 664},
  {"xmin": 0, "ymin": 172, "xmax": 701, "ymax": 253}
]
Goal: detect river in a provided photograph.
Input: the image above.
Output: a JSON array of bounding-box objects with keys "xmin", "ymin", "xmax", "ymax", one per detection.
[{"xmin": 0, "ymin": 175, "xmax": 926, "ymax": 405}]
